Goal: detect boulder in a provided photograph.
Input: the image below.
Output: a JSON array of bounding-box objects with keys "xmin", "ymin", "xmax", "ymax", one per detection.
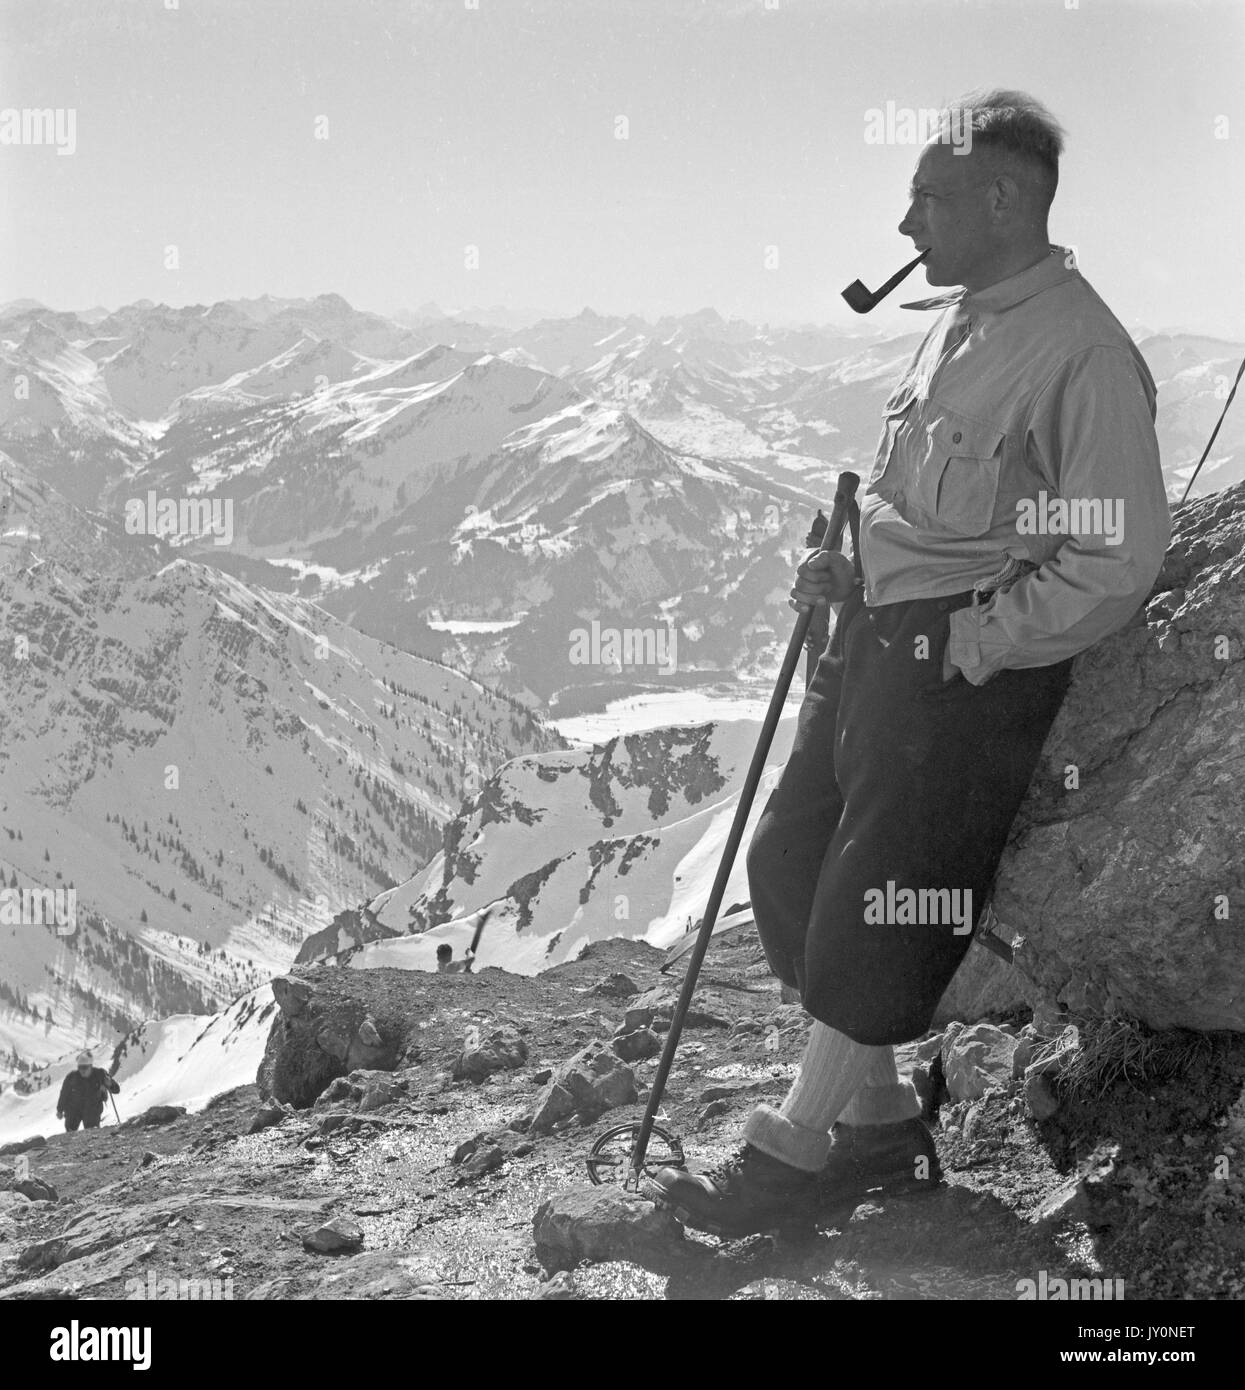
[
  {"xmin": 532, "ymin": 1186, "xmax": 684, "ymax": 1271},
  {"xmin": 0, "ymin": 1136, "xmax": 47, "ymax": 1156},
  {"xmin": 19, "ymin": 1194, "xmax": 337, "ymax": 1274},
  {"xmin": 1024, "ymin": 1071, "xmax": 1060, "ymax": 1122},
  {"xmin": 314, "ymin": 1077, "xmax": 363, "ymax": 1110},
  {"xmin": 1032, "ymin": 1146, "xmax": 1122, "ymax": 1229},
  {"xmin": 14, "ymin": 1177, "xmax": 57, "ymax": 1202},
  {"xmin": 247, "ymin": 1101, "xmax": 292, "ymax": 1134},
  {"xmin": 247, "ymin": 1251, "xmax": 442, "ymax": 1300},
  {"xmin": 623, "ymin": 988, "xmax": 729, "ymax": 1034},
  {"xmin": 611, "ymin": 1027, "xmax": 661, "ymax": 1063},
  {"xmin": 302, "ymin": 1215, "xmax": 364, "ymax": 1254},
  {"xmin": 590, "ymin": 973, "xmax": 639, "ymax": 999},
  {"xmin": 257, "ymin": 967, "xmax": 426, "ymax": 1107},
  {"xmin": 623, "ymin": 989, "xmax": 676, "ymax": 1033},
  {"xmin": 942, "ymin": 1023, "xmax": 1019, "ymax": 1102},
  {"xmin": 915, "ymin": 1032, "xmax": 945, "ymax": 1063},
  {"xmin": 122, "ymin": 1105, "xmax": 186, "ymax": 1129},
  {"xmin": 698, "ymin": 1079, "xmax": 762, "ymax": 1104},
  {"xmin": 996, "ymin": 485, "xmax": 1245, "ymax": 1030},
  {"xmin": 358, "ymin": 1078, "xmax": 405, "ymax": 1112},
  {"xmin": 455, "ymin": 1145, "xmax": 505, "ymax": 1183},
  {"xmin": 452, "ymin": 1025, "xmax": 528, "ymax": 1082},
  {"xmin": 529, "ymin": 1042, "xmax": 637, "ymax": 1133}
]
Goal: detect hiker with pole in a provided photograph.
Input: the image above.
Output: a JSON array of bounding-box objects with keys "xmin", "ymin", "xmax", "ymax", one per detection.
[
  {"xmin": 55, "ymin": 1051, "xmax": 121, "ymax": 1132},
  {"xmin": 637, "ymin": 90, "xmax": 1171, "ymax": 1237},
  {"xmin": 437, "ymin": 906, "xmax": 495, "ymax": 973}
]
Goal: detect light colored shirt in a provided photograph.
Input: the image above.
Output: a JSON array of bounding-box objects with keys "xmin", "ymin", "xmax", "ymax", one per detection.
[{"xmin": 859, "ymin": 246, "xmax": 1172, "ymax": 685}]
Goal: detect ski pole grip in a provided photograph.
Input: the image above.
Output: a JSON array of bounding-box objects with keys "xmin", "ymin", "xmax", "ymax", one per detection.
[{"xmin": 817, "ymin": 471, "xmax": 860, "ymax": 556}]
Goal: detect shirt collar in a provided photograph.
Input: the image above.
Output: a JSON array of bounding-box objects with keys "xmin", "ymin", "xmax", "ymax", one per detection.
[{"xmin": 899, "ymin": 245, "xmax": 1077, "ymax": 315}]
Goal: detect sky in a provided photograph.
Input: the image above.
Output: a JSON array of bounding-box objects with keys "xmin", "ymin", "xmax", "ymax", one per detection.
[{"xmin": 1, "ymin": 0, "xmax": 1242, "ymax": 336}]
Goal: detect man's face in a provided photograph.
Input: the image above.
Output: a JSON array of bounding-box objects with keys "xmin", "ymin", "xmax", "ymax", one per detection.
[
  {"xmin": 898, "ymin": 142, "xmax": 997, "ymax": 289},
  {"xmin": 78, "ymin": 1063, "xmax": 91, "ymax": 1076}
]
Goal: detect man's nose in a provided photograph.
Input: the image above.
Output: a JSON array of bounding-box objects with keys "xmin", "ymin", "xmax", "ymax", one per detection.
[{"xmin": 898, "ymin": 201, "xmax": 921, "ymax": 239}]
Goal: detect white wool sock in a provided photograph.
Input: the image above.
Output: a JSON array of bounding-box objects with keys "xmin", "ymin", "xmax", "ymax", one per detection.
[
  {"xmin": 838, "ymin": 1045, "xmax": 921, "ymax": 1126},
  {"xmin": 742, "ymin": 1022, "xmax": 882, "ymax": 1171}
]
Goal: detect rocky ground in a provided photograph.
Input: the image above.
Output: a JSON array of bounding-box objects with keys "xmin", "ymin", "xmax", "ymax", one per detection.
[{"xmin": 2, "ymin": 932, "xmax": 1243, "ymax": 1301}]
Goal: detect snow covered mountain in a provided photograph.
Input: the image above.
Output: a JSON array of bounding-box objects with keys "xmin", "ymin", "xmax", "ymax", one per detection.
[
  {"xmin": 0, "ymin": 556, "xmax": 561, "ymax": 1090},
  {"xmin": 110, "ymin": 347, "xmax": 824, "ymax": 706},
  {"xmin": 3, "ymin": 296, "xmax": 1239, "ymax": 714},
  {"xmin": 1134, "ymin": 334, "xmax": 1245, "ymax": 499},
  {"xmin": 299, "ymin": 713, "xmax": 799, "ymax": 977}
]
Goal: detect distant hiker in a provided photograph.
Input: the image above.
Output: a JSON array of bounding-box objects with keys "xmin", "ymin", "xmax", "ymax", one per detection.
[
  {"xmin": 646, "ymin": 90, "xmax": 1170, "ymax": 1237},
  {"xmin": 435, "ymin": 906, "xmax": 492, "ymax": 974},
  {"xmin": 436, "ymin": 943, "xmax": 472, "ymax": 974},
  {"xmin": 56, "ymin": 1051, "xmax": 121, "ymax": 1131}
]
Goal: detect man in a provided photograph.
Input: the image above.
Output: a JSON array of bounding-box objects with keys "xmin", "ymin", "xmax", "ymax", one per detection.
[
  {"xmin": 646, "ymin": 90, "xmax": 1170, "ymax": 1237},
  {"xmin": 436, "ymin": 943, "xmax": 473, "ymax": 974},
  {"xmin": 56, "ymin": 1051, "xmax": 121, "ymax": 1131}
]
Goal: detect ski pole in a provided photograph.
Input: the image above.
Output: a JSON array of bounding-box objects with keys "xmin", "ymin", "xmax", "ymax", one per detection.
[{"xmin": 626, "ymin": 470, "xmax": 861, "ymax": 1187}]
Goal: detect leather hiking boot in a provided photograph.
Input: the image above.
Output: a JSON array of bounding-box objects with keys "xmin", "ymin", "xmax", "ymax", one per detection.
[
  {"xmin": 643, "ymin": 1144, "xmax": 819, "ymax": 1238},
  {"xmin": 818, "ymin": 1118, "xmax": 942, "ymax": 1210}
]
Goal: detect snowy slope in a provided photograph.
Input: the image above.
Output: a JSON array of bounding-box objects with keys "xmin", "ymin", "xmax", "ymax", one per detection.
[
  {"xmin": 0, "ymin": 557, "xmax": 560, "ymax": 1086},
  {"xmin": 343, "ymin": 713, "xmax": 799, "ymax": 975},
  {"xmin": 0, "ymin": 986, "xmax": 274, "ymax": 1145}
]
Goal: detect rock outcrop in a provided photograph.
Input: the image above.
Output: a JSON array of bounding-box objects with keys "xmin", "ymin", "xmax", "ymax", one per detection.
[
  {"xmin": 998, "ymin": 484, "xmax": 1245, "ymax": 1031},
  {"xmin": 529, "ymin": 1042, "xmax": 637, "ymax": 1133},
  {"xmin": 532, "ymin": 1187, "xmax": 684, "ymax": 1272},
  {"xmin": 257, "ymin": 969, "xmax": 417, "ymax": 1106}
]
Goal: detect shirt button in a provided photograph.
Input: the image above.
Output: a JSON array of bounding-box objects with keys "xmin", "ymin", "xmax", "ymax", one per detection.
[{"xmin": 952, "ymin": 431, "xmax": 962, "ymax": 443}]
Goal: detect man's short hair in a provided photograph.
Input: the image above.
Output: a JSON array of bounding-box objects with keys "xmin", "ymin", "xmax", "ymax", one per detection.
[
  {"xmin": 436, "ymin": 943, "xmax": 452, "ymax": 959},
  {"xmin": 943, "ymin": 89, "xmax": 1065, "ymax": 204}
]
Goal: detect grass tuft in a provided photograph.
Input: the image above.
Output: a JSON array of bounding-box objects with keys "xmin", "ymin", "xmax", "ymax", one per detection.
[{"xmin": 1051, "ymin": 1012, "xmax": 1215, "ymax": 1101}]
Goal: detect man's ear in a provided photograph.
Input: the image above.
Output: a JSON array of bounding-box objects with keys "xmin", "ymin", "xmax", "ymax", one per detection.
[{"xmin": 988, "ymin": 173, "xmax": 1021, "ymax": 219}]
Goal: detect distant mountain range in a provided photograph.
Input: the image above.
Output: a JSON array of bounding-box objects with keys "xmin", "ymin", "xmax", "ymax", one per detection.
[{"xmin": 4, "ymin": 294, "xmax": 1236, "ymax": 710}]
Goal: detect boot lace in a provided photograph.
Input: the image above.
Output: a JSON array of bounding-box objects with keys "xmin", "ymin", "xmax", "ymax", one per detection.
[{"xmin": 704, "ymin": 1146, "xmax": 752, "ymax": 1187}]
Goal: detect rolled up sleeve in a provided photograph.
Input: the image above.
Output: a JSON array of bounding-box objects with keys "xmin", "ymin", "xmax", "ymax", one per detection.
[{"xmin": 949, "ymin": 345, "xmax": 1172, "ymax": 684}]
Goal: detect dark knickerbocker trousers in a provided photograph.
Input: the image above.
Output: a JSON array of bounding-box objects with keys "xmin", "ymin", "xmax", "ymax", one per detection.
[{"xmin": 747, "ymin": 585, "xmax": 1072, "ymax": 1046}]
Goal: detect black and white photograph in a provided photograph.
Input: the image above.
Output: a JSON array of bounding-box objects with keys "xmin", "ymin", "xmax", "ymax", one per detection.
[{"xmin": 0, "ymin": 0, "xmax": 1242, "ymax": 1342}]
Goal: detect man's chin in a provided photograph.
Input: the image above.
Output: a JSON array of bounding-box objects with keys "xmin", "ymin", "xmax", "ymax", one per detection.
[{"xmin": 922, "ymin": 258, "xmax": 951, "ymax": 287}]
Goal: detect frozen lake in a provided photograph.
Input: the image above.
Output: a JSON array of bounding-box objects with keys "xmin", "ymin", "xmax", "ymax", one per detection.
[{"xmin": 549, "ymin": 686, "xmax": 803, "ymax": 745}]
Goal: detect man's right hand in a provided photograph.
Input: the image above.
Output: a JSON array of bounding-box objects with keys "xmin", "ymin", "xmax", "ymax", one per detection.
[{"xmin": 788, "ymin": 548, "xmax": 857, "ymax": 613}]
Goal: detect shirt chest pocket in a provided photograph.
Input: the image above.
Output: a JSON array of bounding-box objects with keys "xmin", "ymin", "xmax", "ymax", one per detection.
[
  {"xmin": 868, "ymin": 380, "xmax": 918, "ymax": 500},
  {"xmin": 918, "ymin": 406, "xmax": 1006, "ymax": 536}
]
